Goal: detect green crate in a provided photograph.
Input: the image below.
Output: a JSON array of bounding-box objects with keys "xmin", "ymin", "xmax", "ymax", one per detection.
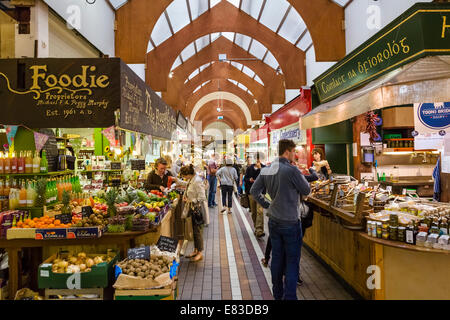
[
  {"xmin": 383, "ymin": 134, "xmax": 402, "ymax": 139},
  {"xmin": 38, "ymin": 252, "xmax": 119, "ymax": 289}
]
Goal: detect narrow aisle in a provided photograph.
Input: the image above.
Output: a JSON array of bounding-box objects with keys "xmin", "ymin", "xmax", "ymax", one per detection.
[{"xmin": 177, "ymin": 192, "xmax": 355, "ymax": 300}]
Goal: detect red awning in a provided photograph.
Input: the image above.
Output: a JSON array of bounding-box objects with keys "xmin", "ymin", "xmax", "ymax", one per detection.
[{"xmin": 267, "ymin": 89, "xmax": 311, "ymax": 131}]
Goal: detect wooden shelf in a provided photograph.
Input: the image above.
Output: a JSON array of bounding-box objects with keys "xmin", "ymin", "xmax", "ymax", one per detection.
[
  {"xmin": 80, "ymin": 169, "xmax": 123, "ymax": 173},
  {"xmin": 0, "ymin": 170, "xmax": 74, "ymax": 177}
]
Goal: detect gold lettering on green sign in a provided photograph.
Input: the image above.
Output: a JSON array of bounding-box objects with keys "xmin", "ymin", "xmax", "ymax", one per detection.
[{"xmin": 443, "ymin": 16, "xmax": 450, "ymax": 38}]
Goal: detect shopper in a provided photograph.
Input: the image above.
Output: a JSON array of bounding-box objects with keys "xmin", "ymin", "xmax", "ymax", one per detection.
[
  {"xmin": 216, "ymin": 158, "xmax": 238, "ymax": 214},
  {"xmin": 144, "ymin": 158, "xmax": 173, "ymax": 191},
  {"xmin": 179, "ymin": 164, "xmax": 206, "ymax": 262},
  {"xmin": 251, "ymin": 139, "xmax": 310, "ymax": 300},
  {"xmin": 207, "ymin": 154, "xmax": 218, "ymax": 208},
  {"xmin": 232, "ymin": 160, "xmax": 242, "ymax": 195},
  {"xmin": 239, "ymin": 156, "xmax": 251, "ymax": 192},
  {"xmin": 245, "ymin": 155, "xmax": 266, "ymax": 238},
  {"xmin": 172, "ymin": 158, "xmax": 184, "ymax": 177},
  {"xmin": 312, "ymin": 148, "xmax": 332, "ymax": 180}
]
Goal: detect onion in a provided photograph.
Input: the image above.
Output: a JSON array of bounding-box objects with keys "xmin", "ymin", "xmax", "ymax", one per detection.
[
  {"xmin": 86, "ymin": 258, "xmax": 95, "ymax": 268},
  {"xmin": 78, "ymin": 252, "xmax": 87, "ymax": 259},
  {"xmin": 79, "ymin": 264, "xmax": 87, "ymax": 272},
  {"xmin": 69, "ymin": 257, "xmax": 78, "ymax": 264}
]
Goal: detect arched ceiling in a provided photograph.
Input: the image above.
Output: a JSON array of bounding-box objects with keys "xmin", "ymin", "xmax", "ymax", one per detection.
[
  {"xmin": 115, "ymin": 0, "xmax": 348, "ymax": 131},
  {"xmin": 195, "ymin": 100, "xmax": 247, "ymax": 130},
  {"xmin": 184, "ymin": 79, "xmax": 263, "ymax": 120}
]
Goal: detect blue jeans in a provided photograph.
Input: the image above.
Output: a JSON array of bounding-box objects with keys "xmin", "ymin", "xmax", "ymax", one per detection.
[
  {"xmin": 268, "ymin": 218, "xmax": 303, "ymax": 300},
  {"xmin": 207, "ymin": 175, "xmax": 217, "ymax": 207}
]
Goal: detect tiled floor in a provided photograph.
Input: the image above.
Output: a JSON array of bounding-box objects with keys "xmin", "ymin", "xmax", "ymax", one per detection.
[{"xmin": 177, "ymin": 193, "xmax": 354, "ymax": 300}]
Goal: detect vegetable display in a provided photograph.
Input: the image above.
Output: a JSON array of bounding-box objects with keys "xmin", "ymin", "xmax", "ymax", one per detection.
[
  {"xmin": 116, "ymin": 256, "xmax": 173, "ymax": 280},
  {"xmin": 51, "ymin": 252, "xmax": 112, "ymax": 273}
]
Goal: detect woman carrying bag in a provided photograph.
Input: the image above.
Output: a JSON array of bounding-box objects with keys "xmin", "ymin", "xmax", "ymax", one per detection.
[
  {"xmin": 179, "ymin": 164, "xmax": 207, "ymax": 262},
  {"xmin": 216, "ymin": 158, "xmax": 238, "ymax": 214}
]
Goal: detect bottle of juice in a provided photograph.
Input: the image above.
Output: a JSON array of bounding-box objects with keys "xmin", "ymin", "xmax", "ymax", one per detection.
[
  {"xmin": 10, "ymin": 151, "xmax": 17, "ymax": 173},
  {"xmin": 45, "ymin": 180, "xmax": 51, "ymax": 205},
  {"xmin": 0, "ymin": 152, "xmax": 4, "ymax": 174},
  {"xmin": 57, "ymin": 178, "xmax": 63, "ymax": 201},
  {"xmin": 17, "ymin": 151, "xmax": 25, "ymax": 174},
  {"xmin": 4, "ymin": 179, "xmax": 10, "ymax": 198},
  {"xmin": 40, "ymin": 150, "xmax": 48, "ymax": 173},
  {"xmin": 33, "ymin": 151, "xmax": 40, "ymax": 173},
  {"xmin": 25, "ymin": 151, "xmax": 33, "ymax": 173},
  {"xmin": 4, "ymin": 152, "xmax": 10, "ymax": 174},
  {"xmin": 19, "ymin": 180, "xmax": 27, "ymax": 207},
  {"xmin": 27, "ymin": 180, "xmax": 34, "ymax": 207},
  {"xmin": 9, "ymin": 188, "xmax": 18, "ymax": 210}
]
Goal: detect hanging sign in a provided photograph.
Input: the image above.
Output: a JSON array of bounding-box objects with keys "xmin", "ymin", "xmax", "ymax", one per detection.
[
  {"xmin": 0, "ymin": 58, "xmax": 119, "ymax": 128},
  {"xmin": 119, "ymin": 62, "xmax": 176, "ymax": 139},
  {"xmin": 414, "ymin": 102, "xmax": 450, "ymax": 133},
  {"xmin": 314, "ymin": 3, "xmax": 450, "ymax": 103}
]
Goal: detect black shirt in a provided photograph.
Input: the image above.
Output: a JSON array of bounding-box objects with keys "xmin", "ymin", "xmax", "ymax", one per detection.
[
  {"xmin": 244, "ymin": 164, "xmax": 265, "ymax": 194},
  {"xmin": 144, "ymin": 170, "xmax": 173, "ymax": 191}
]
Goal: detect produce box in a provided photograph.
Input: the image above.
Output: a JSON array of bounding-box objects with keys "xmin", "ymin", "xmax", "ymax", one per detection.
[
  {"xmin": 114, "ymin": 278, "xmax": 178, "ymax": 300},
  {"xmin": 38, "ymin": 252, "xmax": 119, "ymax": 289},
  {"xmin": 35, "ymin": 228, "xmax": 67, "ymax": 240},
  {"xmin": 7, "ymin": 228, "xmax": 36, "ymax": 240},
  {"xmin": 44, "ymin": 288, "xmax": 105, "ymax": 300},
  {"xmin": 67, "ymin": 227, "xmax": 102, "ymax": 239}
]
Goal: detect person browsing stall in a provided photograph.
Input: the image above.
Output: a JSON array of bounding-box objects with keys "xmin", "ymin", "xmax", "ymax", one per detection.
[
  {"xmin": 144, "ymin": 158, "xmax": 173, "ymax": 192},
  {"xmin": 250, "ymin": 139, "xmax": 310, "ymax": 300},
  {"xmin": 179, "ymin": 164, "xmax": 207, "ymax": 262},
  {"xmin": 312, "ymin": 148, "xmax": 332, "ymax": 180}
]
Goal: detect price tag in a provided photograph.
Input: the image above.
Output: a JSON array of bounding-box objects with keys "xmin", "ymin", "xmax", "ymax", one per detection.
[
  {"xmin": 82, "ymin": 206, "xmax": 94, "ymax": 218},
  {"xmin": 127, "ymin": 246, "xmax": 151, "ymax": 260},
  {"xmin": 131, "ymin": 160, "xmax": 146, "ymax": 171},
  {"xmin": 110, "ymin": 162, "xmax": 122, "ymax": 170},
  {"xmin": 40, "ymin": 270, "xmax": 49, "ymax": 277},
  {"xmin": 55, "ymin": 213, "xmax": 72, "ymax": 225},
  {"xmin": 157, "ymin": 236, "xmax": 178, "ymax": 253},
  {"xmin": 137, "ymin": 205, "xmax": 150, "ymax": 216}
]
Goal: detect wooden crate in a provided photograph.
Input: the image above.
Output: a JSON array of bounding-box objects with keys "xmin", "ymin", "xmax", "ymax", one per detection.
[
  {"xmin": 44, "ymin": 288, "xmax": 104, "ymax": 300},
  {"xmin": 114, "ymin": 278, "xmax": 178, "ymax": 300}
]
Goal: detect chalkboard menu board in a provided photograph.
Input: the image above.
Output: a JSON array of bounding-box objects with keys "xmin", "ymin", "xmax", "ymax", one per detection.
[
  {"xmin": 156, "ymin": 236, "xmax": 178, "ymax": 253},
  {"xmin": 82, "ymin": 206, "xmax": 94, "ymax": 218},
  {"xmin": 127, "ymin": 246, "xmax": 151, "ymax": 260},
  {"xmin": 110, "ymin": 162, "xmax": 122, "ymax": 170},
  {"xmin": 131, "ymin": 159, "xmax": 145, "ymax": 171},
  {"xmin": 55, "ymin": 213, "xmax": 72, "ymax": 225},
  {"xmin": 177, "ymin": 111, "xmax": 187, "ymax": 130},
  {"xmin": 39, "ymin": 129, "xmax": 58, "ymax": 172}
]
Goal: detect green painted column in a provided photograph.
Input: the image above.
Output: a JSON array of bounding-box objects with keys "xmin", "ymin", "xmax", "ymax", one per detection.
[{"xmin": 94, "ymin": 128, "xmax": 109, "ymax": 156}]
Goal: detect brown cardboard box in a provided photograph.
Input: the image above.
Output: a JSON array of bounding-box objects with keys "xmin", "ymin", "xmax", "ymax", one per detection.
[{"xmin": 382, "ymin": 107, "xmax": 414, "ymax": 128}]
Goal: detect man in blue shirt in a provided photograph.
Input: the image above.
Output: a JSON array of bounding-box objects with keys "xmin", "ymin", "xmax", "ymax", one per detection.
[{"xmin": 250, "ymin": 139, "xmax": 310, "ymax": 300}]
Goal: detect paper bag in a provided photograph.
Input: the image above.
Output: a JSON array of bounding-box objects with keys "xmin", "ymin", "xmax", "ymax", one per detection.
[{"xmin": 184, "ymin": 216, "xmax": 194, "ymax": 241}]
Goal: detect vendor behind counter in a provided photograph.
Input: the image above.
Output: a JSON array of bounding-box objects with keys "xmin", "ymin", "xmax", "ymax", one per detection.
[{"xmin": 144, "ymin": 158, "xmax": 173, "ymax": 191}]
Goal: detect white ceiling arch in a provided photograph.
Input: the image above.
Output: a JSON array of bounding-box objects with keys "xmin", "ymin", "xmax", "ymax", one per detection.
[
  {"xmin": 169, "ymin": 33, "xmax": 282, "ymax": 73},
  {"xmin": 191, "ymin": 91, "xmax": 257, "ymax": 126}
]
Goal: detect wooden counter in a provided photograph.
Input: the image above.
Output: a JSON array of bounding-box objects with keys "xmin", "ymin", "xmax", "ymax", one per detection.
[{"xmin": 304, "ymin": 201, "xmax": 450, "ymax": 300}]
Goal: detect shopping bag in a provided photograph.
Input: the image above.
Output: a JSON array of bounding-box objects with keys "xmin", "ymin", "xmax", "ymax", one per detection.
[
  {"xmin": 240, "ymin": 194, "xmax": 249, "ymax": 208},
  {"xmin": 200, "ymin": 200, "xmax": 210, "ymax": 225},
  {"xmin": 184, "ymin": 216, "xmax": 194, "ymax": 241}
]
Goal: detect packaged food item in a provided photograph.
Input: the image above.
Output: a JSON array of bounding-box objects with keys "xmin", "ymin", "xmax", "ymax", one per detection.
[
  {"xmin": 389, "ymin": 226, "xmax": 398, "ymax": 241},
  {"xmin": 371, "ymin": 222, "xmax": 377, "ymax": 238},
  {"xmin": 389, "ymin": 213, "xmax": 399, "ymax": 227},
  {"xmin": 398, "ymin": 226, "xmax": 406, "ymax": 242},
  {"xmin": 376, "ymin": 222, "xmax": 382, "ymax": 239}
]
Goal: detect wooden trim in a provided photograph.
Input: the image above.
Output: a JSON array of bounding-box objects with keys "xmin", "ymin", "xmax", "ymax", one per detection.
[{"xmin": 360, "ymin": 233, "xmax": 450, "ymax": 255}]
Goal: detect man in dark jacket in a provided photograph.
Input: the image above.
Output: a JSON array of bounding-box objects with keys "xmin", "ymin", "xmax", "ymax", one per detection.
[
  {"xmin": 144, "ymin": 158, "xmax": 173, "ymax": 191},
  {"xmin": 245, "ymin": 156, "xmax": 265, "ymax": 238}
]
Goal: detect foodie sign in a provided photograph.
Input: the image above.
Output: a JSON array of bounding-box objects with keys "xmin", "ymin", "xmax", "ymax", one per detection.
[
  {"xmin": 0, "ymin": 58, "xmax": 177, "ymax": 139},
  {"xmin": 314, "ymin": 3, "xmax": 450, "ymax": 103}
]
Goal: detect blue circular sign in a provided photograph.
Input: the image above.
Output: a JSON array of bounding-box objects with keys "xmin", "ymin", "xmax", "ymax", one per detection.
[{"xmin": 417, "ymin": 102, "xmax": 450, "ymax": 130}]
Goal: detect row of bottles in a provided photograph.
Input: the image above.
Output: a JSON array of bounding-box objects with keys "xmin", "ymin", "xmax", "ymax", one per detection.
[
  {"xmin": 0, "ymin": 174, "xmax": 81, "ymax": 209},
  {"xmin": 0, "ymin": 150, "xmax": 48, "ymax": 174}
]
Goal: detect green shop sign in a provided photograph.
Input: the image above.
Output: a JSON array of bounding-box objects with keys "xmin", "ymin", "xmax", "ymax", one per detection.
[{"xmin": 314, "ymin": 3, "xmax": 450, "ymax": 104}]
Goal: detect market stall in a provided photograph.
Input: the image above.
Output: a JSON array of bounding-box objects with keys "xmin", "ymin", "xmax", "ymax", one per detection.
[
  {"xmin": 0, "ymin": 58, "xmax": 181, "ymax": 299},
  {"xmin": 266, "ymin": 88, "xmax": 313, "ymax": 164},
  {"xmin": 300, "ymin": 3, "xmax": 450, "ymax": 300}
]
